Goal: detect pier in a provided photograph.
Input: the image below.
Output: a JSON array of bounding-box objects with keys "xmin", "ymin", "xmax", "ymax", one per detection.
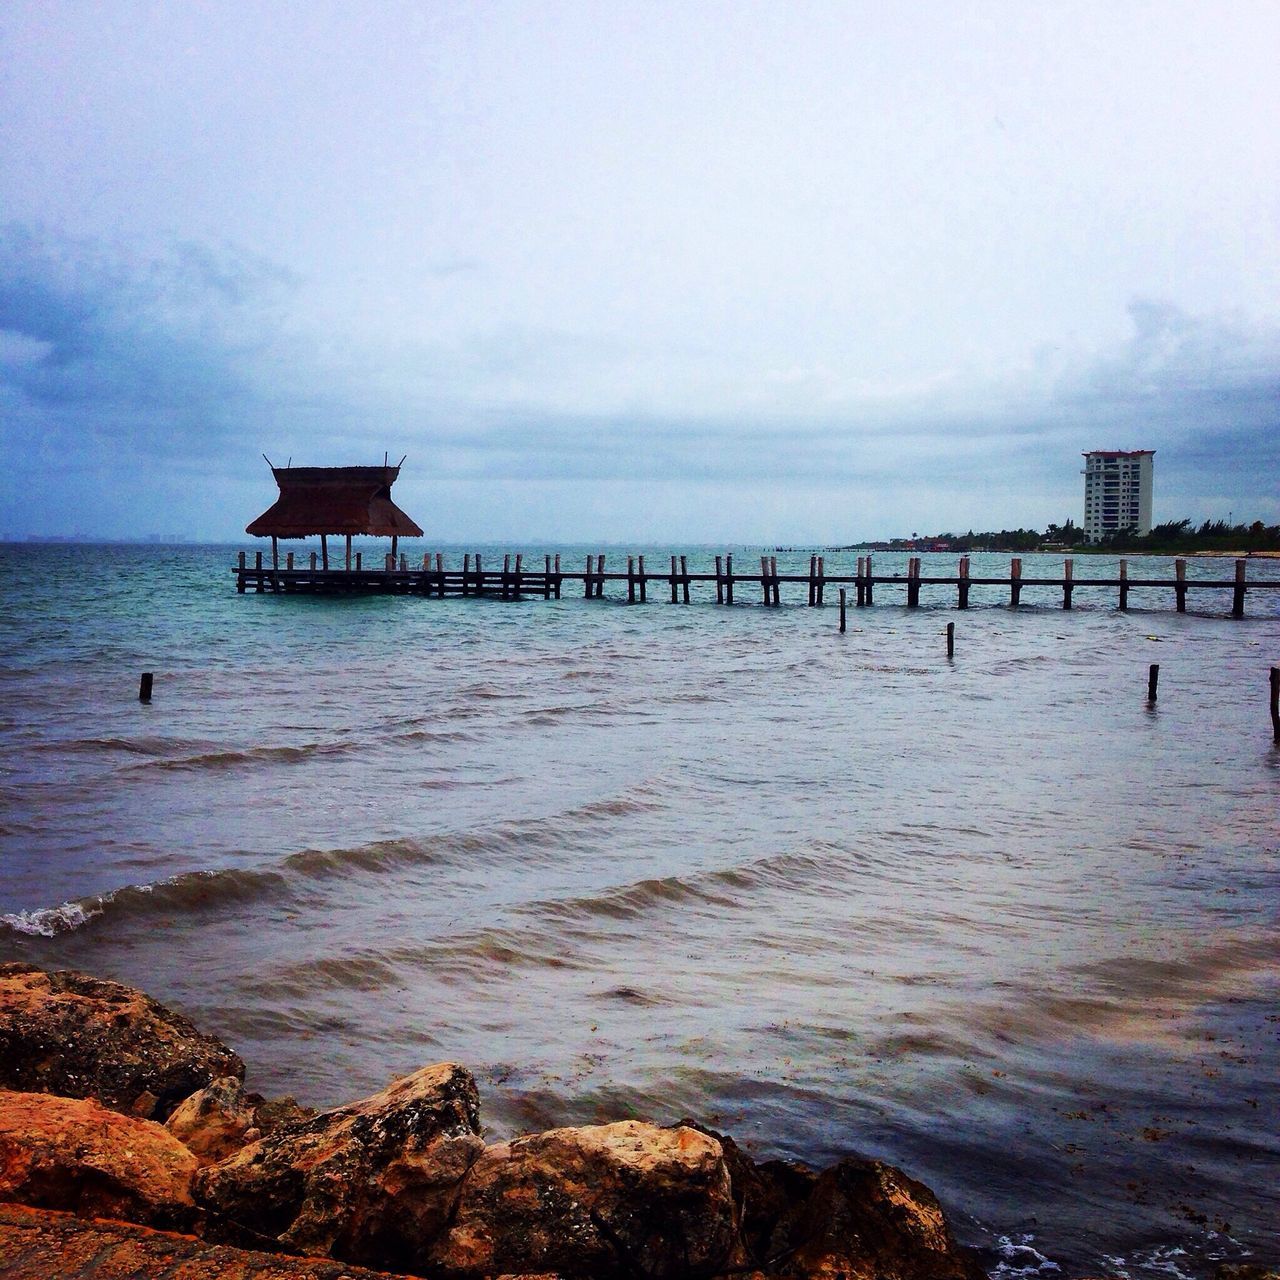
[{"xmin": 235, "ymin": 552, "xmax": 1275, "ymax": 617}]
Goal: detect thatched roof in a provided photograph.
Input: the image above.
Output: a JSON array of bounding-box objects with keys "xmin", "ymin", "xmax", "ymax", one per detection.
[{"xmin": 245, "ymin": 465, "xmax": 423, "ymax": 539}]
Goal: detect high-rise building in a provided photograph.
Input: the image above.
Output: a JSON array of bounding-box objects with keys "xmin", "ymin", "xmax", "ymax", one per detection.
[{"xmin": 1082, "ymin": 450, "xmax": 1154, "ymax": 542}]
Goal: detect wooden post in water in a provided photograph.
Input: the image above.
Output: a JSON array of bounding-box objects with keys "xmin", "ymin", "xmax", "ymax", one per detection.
[
  {"xmin": 839, "ymin": 587, "xmax": 847, "ymax": 632},
  {"xmin": 958, "ymin": 557, "xmax": 970, "ymax": 610},
  {"xmin": 345, "ymin": 534, "xmax": 352, "ymax": 571},
  {"xmin": 808, "ymin": 555, "xmax": 817, "ymax": 607},
  {"xmin": 627, "ymin": 556, "xmax": 636, "ymax": 604},
  {"xmin": 669, "ymin": 555, "xmax": 678, "ymax": 604},
  {"xmin": 400, "ymin": 553, "xmax": 407, "ymax": 572},
  {"xmin": 1010, "ymin": 557, "xmax": 1022, "ymax": 607},
  {"xmin": 554, "ymin": 553, "xmax": 562, "ymax": 598},
  {"xmin": 1232, "ymin": 559, "xmax": 1246, "ymax": 618},
  {"xmin": 725, "ymin": 554, "xmax": 734, "ymax": 604},
  {"xmin": 237, "ymin": 551, "xmax": 246, "ymax": 591},
  {"xmin": 502, "ymin": 554, "xmax": 511, "ymax": 600},
  {"xmin": 1270, "ymin": 667, "xmax": 1280, "ymax": 743},
  {"xmin": 355, "ymin": 551, "xmax": 362, "ymax": 571},
  {"xmin": 760, "ymin": 556, "xmax": 770, "ymax": 605},
  {"xmin": 391, "ymin": 535, "xmax": 398, "ymax": 564},
  {"xmin": 855, "ymin": 556, "xmax": 865, "ymax": 607},
  {"xmin": 321, "ymin": 534, "xmax": 329, "ymax": 570},
  {"xmin": 596, "ymin": 554, "xmax": 606, "ymax": 599},
  {"xmin": 1119, "ymin": 559, "xmax": 1129, "ymax": 611},
  {"xmin": 907, "ymin": 556, "xmax": 920, "ymax": 608},
  {"xmin": 271, "ymin": 536, "xmax": 279, "ymax": 571},
  {"xmin": 310, "ymin": 550, "xmax": 317, "ymax": 571},
  {"xmin": 254, "ymin": 550, "xmax": 264, "ymax": 592},
  {"xmin": 865, "ymin": 555, "xmax": 874, "ymax": 606},
  {"xmin": 638, "ymin": 555, "xmax": 647, "ymax": 602},
  {"xmin": 239, "ymin": 550, "xmax": 246, "ymax": 570},
  {"xmin": 1175, "ymin": 559, "xmax": 1187, "ymax": 613},
  {"xmin": 681, "ymin": 556, "xmax": 691, "ymax": 604},
  {"xmin": 946, "ymin": 622, "xmax": 955, "ymax": 659},
  {"xmin": 544, "ymin": 554, "xmax": 552, "ymax": 599},
  {"xmin": 286, "ymin": 552, "xmax": 294, "ymax": 571},
  {"xmin": 475, "ymin": 553, "xmax": 483, "ymax": 596},
  {"xmin": 138, "ymin": 672, "xmax": 153, "ymax": 702},
  {"xmin": 463, "ymin": 553, "xmax": 471, "ymax": 595},
  {"xmin": 1148, "ymin": 663, "xmax": 1159, "ymax": 702},
  {"xmin": 584, "ymin": 554, "xmax": 593, "ymax": 597},
  {"xmin": 715, "ymin": 555, "xmax": 724, "ymax": 604},
  {"xmin": 1062, "ymin": 558, "xmax": 1074, "ymax": 610},
  {"xmin": 817, "ymin": 556, "xmax": 825, "ymax": 605},
  {"xmin": 771, "ymin": 556, "xmax": 780, "ymax": 606},
  {"xmin": 436, "ymin": 553, "xmax": 444, "ymax": 597},
  {"xmin": 513, "ymin": 553, "xmax": 523, "ymax": 598}
]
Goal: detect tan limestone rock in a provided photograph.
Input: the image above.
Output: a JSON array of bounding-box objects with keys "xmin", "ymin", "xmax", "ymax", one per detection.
[
  {"xmin": 194, "ymin": 1062, "xmax": 484, "ymax": 1268},
  {"xmin": 0, "ymin": 962, "xmax": 243, "ymax": 1120},
  {"xmin": 167, "ymin": 1075, "xmax": 259, "ymax": 1165},
  {"xmin": 428, "ymin": 1119, "xmax": 740, "ymax": 1280},
  {"xmin": 0, "ymin": 1088, "xmax": 197, "ymax": 1230},
  {"xmin": 767, "ymin": 1156, "xmax": 987, "ymax": 1280}
]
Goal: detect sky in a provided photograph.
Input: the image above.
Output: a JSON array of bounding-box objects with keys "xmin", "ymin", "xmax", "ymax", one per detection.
[{"xmin": 1, "ymin": 1, "xmax": 1278, "ymax": 542}]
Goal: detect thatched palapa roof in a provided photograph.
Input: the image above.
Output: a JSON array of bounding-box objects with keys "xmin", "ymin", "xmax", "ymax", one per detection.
[{"xmin": 246, "ymin": 464, "xmax": 423, "ymax": 539}]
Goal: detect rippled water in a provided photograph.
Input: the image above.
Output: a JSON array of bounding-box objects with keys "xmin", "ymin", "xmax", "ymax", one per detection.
[{"xmin": 2, "ymin": 542, "xmax": 1277, "ymax": 1278}]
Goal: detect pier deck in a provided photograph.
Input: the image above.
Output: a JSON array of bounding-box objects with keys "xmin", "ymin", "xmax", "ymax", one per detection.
[{"xmin": 235, "ymin": 552, "xmax": 1277, "ymax": 617}]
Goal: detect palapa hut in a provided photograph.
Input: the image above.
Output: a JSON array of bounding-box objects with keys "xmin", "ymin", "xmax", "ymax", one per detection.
[{"xmin": 246, "ymin": 459, "xmax": 423, "ymax": 570}]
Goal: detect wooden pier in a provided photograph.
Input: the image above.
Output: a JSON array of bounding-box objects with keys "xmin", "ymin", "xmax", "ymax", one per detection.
[{"xmin": 235, "ymin": 552, "xmax": 1277, "ymax": 617}]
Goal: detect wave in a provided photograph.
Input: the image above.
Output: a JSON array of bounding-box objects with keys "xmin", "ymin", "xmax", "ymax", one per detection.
[{"xmin": 1, "ymin": 866, "xmax": 287, "ymax": 937}]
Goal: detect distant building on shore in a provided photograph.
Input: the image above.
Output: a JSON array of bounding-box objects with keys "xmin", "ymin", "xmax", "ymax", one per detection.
[{"xmin": 1082, "ymin": 450, "xmax": 1154, "ymax": 542}]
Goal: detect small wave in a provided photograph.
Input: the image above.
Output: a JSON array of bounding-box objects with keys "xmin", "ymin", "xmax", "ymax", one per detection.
[
  {"xmin": 133, "ymin": 740, "xmax": 356, "ymax": 773},
  {"xmin": 990, "ymin": 1233, "xmax": 1062, "ymax": 1277},
  {"xmin": 0, "ymin": 866, "xmax": 287, "ymax": 938}
]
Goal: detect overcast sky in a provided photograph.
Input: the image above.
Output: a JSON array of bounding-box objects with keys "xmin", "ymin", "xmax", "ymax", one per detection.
[{"xmin": 2, "ymin": 1, "xmax": 1277, "ymax": 541}]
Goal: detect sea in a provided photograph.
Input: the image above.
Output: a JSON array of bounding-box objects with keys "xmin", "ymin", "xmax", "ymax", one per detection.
[{"xmin": 1, "ymin": 541, "xmax": 1277, "ymax": 1279}]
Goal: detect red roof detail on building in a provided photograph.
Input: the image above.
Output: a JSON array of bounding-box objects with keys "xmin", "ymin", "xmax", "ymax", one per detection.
[{"xmin": 245, "ymin": 465, "xmax": 424, "ymax": 538}]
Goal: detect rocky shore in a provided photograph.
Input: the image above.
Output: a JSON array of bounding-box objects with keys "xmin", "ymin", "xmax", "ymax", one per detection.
[{"xmin": 0, "ymin": 962, "xmax": 1273, "ymax": 1280}]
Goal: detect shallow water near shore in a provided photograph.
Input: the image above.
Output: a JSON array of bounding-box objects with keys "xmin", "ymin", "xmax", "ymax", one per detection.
[{"xmin": 2, "ymin": 541, "xmax": 1277, "ymax": 1278}]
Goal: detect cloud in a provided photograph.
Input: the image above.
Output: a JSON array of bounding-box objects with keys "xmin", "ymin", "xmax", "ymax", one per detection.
[
  {"xmin": 2, "ymin": 225, "xmax": 1277, "ymax": 537},
  {"xmin": 0, "ymin": 225, "xmax": 303, "ymax": 457}
]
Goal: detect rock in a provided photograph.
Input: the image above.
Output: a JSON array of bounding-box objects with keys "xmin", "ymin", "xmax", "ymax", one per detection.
[
  {"xmin": 0, "ymin": 1202, "xmax": 430, "ymax": 1280},
  {"xmin": 195, "ymin": 1062, "xmax": 484, "ymax": 1267},
  {"xmin": 0, "ymin": 962, "xmax": 244, "ymax": 1120},
  {"xmin": 677, "ymin": 1119, "xmax": 817, "ymax": 1268},
  {"xmin": 428, "ymin": 1119, "xmax": 740, "ymax": 1280},
  {"xmin": 252, "ymin": 1092, "xmax": 319, "ymax": 1137},
  {"xmin": 1214, "ymin": 1268, "xmax": 1280, "ymax": 1280},
  {"xmin": 167, "ymin": 1076, "xmax": 259, "ymax": 1165},
  {"xmin": 0, "ymin": 1088, "xmax": 197, "ymax": 1230},
  {"xmin": 766, "ymin": 1156, "xmax": 987, "ymax": 1280}
]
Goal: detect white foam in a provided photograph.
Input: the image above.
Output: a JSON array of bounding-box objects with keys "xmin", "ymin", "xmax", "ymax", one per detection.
[
  {"xmin": 991, "ymin": 1233, "xmax": 1062, "ymax": 1278},
  {"xmin": 0, "ymin": 900, "xmax": 103, "ymax": 936}
]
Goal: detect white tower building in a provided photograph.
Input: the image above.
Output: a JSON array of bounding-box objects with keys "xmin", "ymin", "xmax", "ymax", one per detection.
[{"xmin": 1082, "ymin": 450, "xmax": 1154, "ymax": 542}]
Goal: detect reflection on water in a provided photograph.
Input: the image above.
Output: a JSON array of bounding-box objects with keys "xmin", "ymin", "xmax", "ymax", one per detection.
[{"xmin": 1, "ymin": 543, "xmax": 1278, "ymax": 1278}]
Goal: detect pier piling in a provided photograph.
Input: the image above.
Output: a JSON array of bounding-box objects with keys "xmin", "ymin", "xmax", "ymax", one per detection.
[
  {"xmin": 839, "ymin": 588, "xmax": 847, "ymax": 632},
  {"xmin": 1148, "ymin": 663, "xmax": 1159, "ymax": 702},
  {"xmin": 1271, "ymin": 668, "xmax": 1280, "ymax": 742},
  {"xmin": 947, "ymin": 622, "xmax": 955, "ymax": 659},
  {"xmin": 1233, "ymin": 560, "xmax": 1246, "ymax": 618},
  {"xmin": 138, "ymin": 672, "xmax": 153, "ymax": 703}
]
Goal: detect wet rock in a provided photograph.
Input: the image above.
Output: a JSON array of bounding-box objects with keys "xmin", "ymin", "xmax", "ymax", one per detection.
[
  {"xmin": 428, "ymin": 1119, "xmax": 740, "ymax": 1280},
  {"xmin": 252, "ymin": 1092, "xmax": 319, "ymax": 1137},
  {"xmin": 0, "ymin": 1088, "xmax": 197, "ymax": 1230},
  {"xmin": 0, "ymin": 962, "xmax": 244, "ymax": 1120},
  {"xmin": 766, "ymin": 1156, "xmax": 987, "ymax": 1280},
  {"xmin": 1214, "ymin": 1268, "xmax": 1280, "ymax": 1280},
  {"xmin": 167, "ymin": 1076, "xmax": 259, "ymax": 1165},
  {"xmin": 195, "ymin": 1062, "xmax": 484, "ymax": 1266},
  {"xmin": 0, "ymin": 1202, "xmax": 430, "ymax": 1280}
]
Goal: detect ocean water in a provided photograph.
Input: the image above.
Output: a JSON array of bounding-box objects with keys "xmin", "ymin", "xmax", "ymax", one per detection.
[{"xmin": 1, "ymin": 541, "xmax": 1277, "ymax": 1278}]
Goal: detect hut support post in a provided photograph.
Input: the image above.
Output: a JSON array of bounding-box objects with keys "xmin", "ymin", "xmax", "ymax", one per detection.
[
  {"xmin": 345, "ymin": 535, "xmax": 352, "ymax": 571},
  {"xmin": 321, "ymin": 534, "xmax": 329, "ymax": 571}
]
